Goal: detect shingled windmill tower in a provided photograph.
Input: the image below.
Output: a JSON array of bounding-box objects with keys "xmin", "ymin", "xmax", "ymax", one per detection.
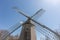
[{"xmin": 18, "ymin": 19, "xmax": 36, "ymax": 40}]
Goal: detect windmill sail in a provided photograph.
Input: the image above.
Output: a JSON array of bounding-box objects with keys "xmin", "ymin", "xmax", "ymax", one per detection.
[
  {"xmin": 35, "ymin": 23, "xmax": 60, "ymax": 40},
  {"xmin": 13, "ymin": 7, "xmax": 29, "ymax": 18},
  {"xmin": 1, "ymin": 22, "xmax": 22, "ymax": 40},
  {"xmin": 31, "ymin": 8, "xmax": 45, "ymax": 20}
]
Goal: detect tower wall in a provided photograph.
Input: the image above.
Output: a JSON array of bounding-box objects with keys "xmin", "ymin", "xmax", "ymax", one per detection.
[{"xmin": 18, "ymin": 21, "xmax": 36, "ymax": 40}]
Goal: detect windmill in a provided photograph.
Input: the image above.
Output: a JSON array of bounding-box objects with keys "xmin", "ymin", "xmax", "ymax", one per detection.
[{"xmin": 1, "ymin": 7, "xmax": 60, "ymax": 40}]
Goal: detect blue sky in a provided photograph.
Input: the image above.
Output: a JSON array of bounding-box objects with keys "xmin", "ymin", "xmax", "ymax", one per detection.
[{"xmin": 0, "ymin": 0, "xmax": 60, "ymax": 40}]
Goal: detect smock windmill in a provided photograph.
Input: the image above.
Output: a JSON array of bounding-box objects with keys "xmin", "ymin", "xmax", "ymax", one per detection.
[{"xmin": 1, "ymin": 7, "xmax": 60, "ymax": 40}]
